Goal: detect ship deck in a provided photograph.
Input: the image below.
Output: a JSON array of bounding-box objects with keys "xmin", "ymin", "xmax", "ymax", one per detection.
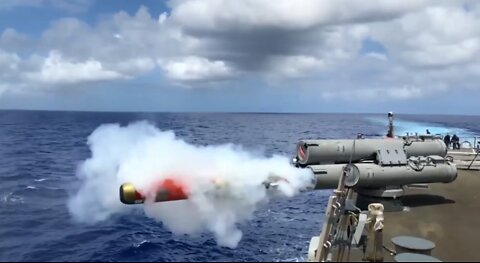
[
  {"xmin": 348, "ymin": 169, "xmax": 480, "ymax": 262},
  {"xmin": 447, "ymin": 149, "xmax": 480, "ymax": 170}
]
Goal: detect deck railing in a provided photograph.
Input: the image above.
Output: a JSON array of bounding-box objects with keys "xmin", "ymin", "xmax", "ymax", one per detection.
[{"xmin": 357, "ymin": 133, "xmax": 480, "ymax": 151}]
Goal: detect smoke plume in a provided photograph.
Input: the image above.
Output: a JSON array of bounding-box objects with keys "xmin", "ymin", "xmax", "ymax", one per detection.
[{"xmin": 68, "ymin": 121, "xmax": 313, "ymax": 248}]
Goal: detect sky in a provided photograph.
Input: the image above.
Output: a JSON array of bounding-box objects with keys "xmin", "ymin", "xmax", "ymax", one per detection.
[{"xmin": 0, "ymin": 0, "xmax": 479, "ymax": 114}]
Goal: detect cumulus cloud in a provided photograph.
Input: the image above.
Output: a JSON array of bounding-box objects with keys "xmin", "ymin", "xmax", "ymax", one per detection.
[
  {"xmin": 113, "ymin": 57, "xmax": 156, "ymax": 76},
  {"xmin": 1, "ymin": 0, "xmax": 480, "ymax": 103},
  {"xmin": 0, "ymin": 7, "xmax": 181, "ymax": 94},
  {"xmin": 0, "ymin": 29, "xmax": 31, "ymax": 52},
  {"xmin": 266, "ymin": 55, "xmax": 324, "ymax": 78},
  {"xmin": 371, "ymin": 5, "xmax": 480, "ymax": 68},
  {"xmin": 160, "ymin": 56, "xmax": 235, "ymax": 83},
  {"xmin": 0, "ymin": 49, "xmax": 20, "ymax": 71},
  {"xmin": 0, "ymin": 49, "xmax": 22, "ymax": 93},
  {"xmin": 164, "ymin": 0, "xmax": 480, "ymax": 99},
  {"xmin": 168, "ymin": 0, "xmax": 427, "ymax": 32},
  {"xmin": 26, "ymin": 51, "xmax": 126, "ymax": 84}
]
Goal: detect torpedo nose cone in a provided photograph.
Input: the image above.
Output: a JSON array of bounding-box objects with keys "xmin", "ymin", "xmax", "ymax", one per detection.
[{"xmin": 120, "ymin": 183, "xmax": 141, "ymax": 204}]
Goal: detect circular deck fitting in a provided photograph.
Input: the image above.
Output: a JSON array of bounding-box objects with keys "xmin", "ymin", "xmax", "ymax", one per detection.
[
  {"xmin": 391, "ymin": 236, "xmax": 436, "ymax": 255},
  {"xmin": 394, "ymin": 253, "xmax": 442, "ymax": 262}
]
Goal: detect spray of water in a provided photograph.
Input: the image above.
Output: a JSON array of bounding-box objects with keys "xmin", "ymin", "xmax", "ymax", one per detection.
[{"xmin": 68, "ymin": 121, "xmax": 314, "ymax": 248}]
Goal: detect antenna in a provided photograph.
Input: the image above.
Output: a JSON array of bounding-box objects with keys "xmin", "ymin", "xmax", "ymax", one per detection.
[{"xmin": 386, "ymin": 112, "xmax": 394, "ymax": 138}]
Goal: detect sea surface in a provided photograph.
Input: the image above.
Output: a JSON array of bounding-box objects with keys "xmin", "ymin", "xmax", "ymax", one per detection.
[{"xmin": 0, "ymin": 111, "xmax": 479, "ymax": 262}]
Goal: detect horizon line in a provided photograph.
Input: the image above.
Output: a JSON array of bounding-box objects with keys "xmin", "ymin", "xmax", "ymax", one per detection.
[{"xmin": 0, "ymin": 108, "xmax": 479, "ymax": 117}]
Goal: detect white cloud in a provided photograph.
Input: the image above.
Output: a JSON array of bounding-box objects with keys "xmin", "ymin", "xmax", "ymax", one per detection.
[
  {"xmin": 158, "ymin": 12, "xmax": 168, "ymax": 24},
  {"xmin": 371, "ymin": 5, "xmax": 480, "ymax": 68},
  {"xmin": 36, "ymin": 7, "xmax": 186, "ymax": 62},
  {"xmin": 0, "ymin": 49, "xmax": 25, "ymax": 95},
  {"xmin": 365, "ymin": 52, "xmax": 388, "ymax": 61},
  {"xmin": 169, "ymin": 0, "xmax": 427, "ymax": 32},
  {"xmin": 267, "ymin": 55, "xmax": 324, "ymax": 78},
  {"xmin": 0, "ymin": 28, "xmax": 30, "ymax": 52},
  {"xmin": 1, "ymin": 0, "xmax": 480, "ymax": 104},
  {"xmin": 26, "ymin": 51, "xmax": 125, "ymax": 84},
  {"xmin": 112, "ymin": 57, "xmax": 156, "ymax": 76},
  {"xmin": 0, "ymin": 50, "xmax": 22, "ymax": 95},
  {"xmin": 160, "ymin": 56, "xmax": 235, "ymax": 82},
  {"xmin": 0, "ymin": 49, "xmax": 20, "ymax": 71}
]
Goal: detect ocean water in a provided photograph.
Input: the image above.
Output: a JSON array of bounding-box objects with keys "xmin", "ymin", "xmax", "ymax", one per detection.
[{"xmin": 0, "ymin": 111, "xmax": 479, "ymax": 262}]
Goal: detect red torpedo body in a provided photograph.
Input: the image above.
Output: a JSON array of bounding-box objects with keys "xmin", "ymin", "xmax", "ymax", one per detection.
[{"xmin": 120, "ymin": 179, "xmax": 188, "ymax": 205}]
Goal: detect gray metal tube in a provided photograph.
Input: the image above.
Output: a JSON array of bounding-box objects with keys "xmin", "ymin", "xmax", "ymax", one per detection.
[
  {"xmin": 297, "ymin": 139, "xmax": 447, "ymax": 165},
  {"xmin": 405, "ymin": 140, "xmax": 447, "ymax": 158},
  {"xmin": 309, "ymin": 164, "xmax": 350, "ymax": 189},
  {"xmin": 310, "ymin": 162, "xmax": 457, "ymax": 189}
]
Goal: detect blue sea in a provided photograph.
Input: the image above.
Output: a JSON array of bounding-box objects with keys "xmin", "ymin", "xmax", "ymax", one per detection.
[{"xmin": 1, "ymin": 111, "xmax": 479, "ymax": 262}]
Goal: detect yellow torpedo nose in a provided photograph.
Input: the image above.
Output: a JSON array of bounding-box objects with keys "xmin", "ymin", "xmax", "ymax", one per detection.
[{"xmin": 119, "ymin": 183, "xmax": 143, "ymax": 204}]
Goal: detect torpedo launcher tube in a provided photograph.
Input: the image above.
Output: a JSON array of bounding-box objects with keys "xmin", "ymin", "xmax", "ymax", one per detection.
[{"xmin": 296, "ymin": 138, "xmax": 447, "ymax": 166}]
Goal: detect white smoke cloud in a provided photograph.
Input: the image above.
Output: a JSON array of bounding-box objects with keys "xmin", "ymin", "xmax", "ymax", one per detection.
[{"xmin": 68, "ymin": 121, "xmax": 314, "ymax": 248}]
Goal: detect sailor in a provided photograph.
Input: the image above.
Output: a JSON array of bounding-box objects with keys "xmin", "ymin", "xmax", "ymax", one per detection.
[
  {"xmin": 426, "ymin": 129, "xmax": 431, "ymax": 135},
  {"xmin": 444, "ymin": 134, "xmax": 451, "ymax": 149},
  {"xmin": 451, "ymin": 134, "xmax": 460, "ymax": 149}
]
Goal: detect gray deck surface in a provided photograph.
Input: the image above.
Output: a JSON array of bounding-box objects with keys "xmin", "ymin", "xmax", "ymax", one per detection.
[{"xmin": 347, "ymin": 169, "xmax": 480, "ymax": 262}]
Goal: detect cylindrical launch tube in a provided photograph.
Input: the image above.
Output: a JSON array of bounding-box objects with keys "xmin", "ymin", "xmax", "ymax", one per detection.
[
  {"xmin": 296, "ymin": 139, "xmax": 447, "ymax": 166},
  {"xmin": 310, "ymin": 162, "xmax": 457, "ymax": 189}
]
